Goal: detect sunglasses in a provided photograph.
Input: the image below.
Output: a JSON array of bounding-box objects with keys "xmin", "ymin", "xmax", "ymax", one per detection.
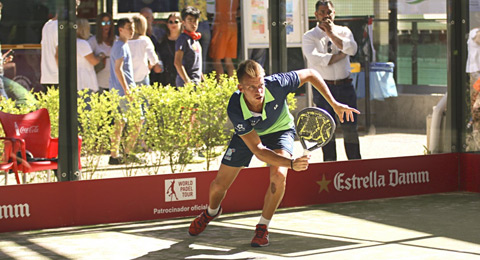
[
  {"xmin": 101, "ymin": 21, "xmax": 112, "ymax": 26},
  {"xmin": 327, "ymin": 41, "xmax": 332, "ymax": 53},
  {"xmin": 168, "ymin": 20, "xmax": 180, "ymax": 24}
]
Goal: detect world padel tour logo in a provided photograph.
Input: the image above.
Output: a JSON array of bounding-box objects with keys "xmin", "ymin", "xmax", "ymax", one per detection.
[{"xmin": 165, "ymin": 178, "xmax": 196, "ymax": 202}]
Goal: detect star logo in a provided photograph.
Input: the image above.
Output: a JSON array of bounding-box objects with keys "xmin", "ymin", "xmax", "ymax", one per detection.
[{"xmin": 316, "ymin": 174, "xmax": 331, "ymax": 193}]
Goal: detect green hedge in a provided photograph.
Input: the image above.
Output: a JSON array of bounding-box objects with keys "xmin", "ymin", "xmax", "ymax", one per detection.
[{"xmin": 1, "ymin": 73, "xmax": 297, "ymax": 179}]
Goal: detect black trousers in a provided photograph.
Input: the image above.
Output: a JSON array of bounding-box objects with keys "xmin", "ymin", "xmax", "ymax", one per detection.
[{"xmin": 312, "ymin": 81, "xmax": 361, "ymax": 161}]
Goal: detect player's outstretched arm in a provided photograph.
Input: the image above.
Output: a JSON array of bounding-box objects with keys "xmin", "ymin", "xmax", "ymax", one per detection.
[
  {"xmin": 296, "ymin": 69, "xmax": 360, "ymax": 123},
  {"xmin": 240, "ymin": 131, "xmax": 310, "ymax": 171}
]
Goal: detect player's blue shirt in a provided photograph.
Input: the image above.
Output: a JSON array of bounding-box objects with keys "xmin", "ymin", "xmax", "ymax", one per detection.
[
  {"xmin": 109, "ymin": 40, "xmax": 135, "ymax": 96},
  {"xmin": 227, "ymin": 71, "xmax": 300, "ymax": 136}
]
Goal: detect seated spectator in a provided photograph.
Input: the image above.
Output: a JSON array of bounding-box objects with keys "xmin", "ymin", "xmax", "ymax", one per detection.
[
  {"xmin": 158, "ymin": 13, "xmax": 182, "ymax": 86},
  {"xmin": 129, "ymin": 15, "xmax": 162, "ymax": 86},
  {"xmin": 88, "ymin": 12, "xmax": 117, "ymax": 93}
]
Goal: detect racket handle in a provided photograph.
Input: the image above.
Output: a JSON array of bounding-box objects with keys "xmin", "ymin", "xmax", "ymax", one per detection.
[{"xmin": 303, "ymin": 149, "xmax": 310, "ymax": 156}]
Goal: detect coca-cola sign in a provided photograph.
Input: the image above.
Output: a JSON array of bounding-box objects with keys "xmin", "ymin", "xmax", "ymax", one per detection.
[{"xmin": 14, "ymin": 122, "xmax": 39, "ymax": 135}]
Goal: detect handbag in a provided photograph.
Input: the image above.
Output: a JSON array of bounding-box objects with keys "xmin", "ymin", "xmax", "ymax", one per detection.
[{"xmin": 94, "ymin": 56, "xmax": 106, "ymax": 73}]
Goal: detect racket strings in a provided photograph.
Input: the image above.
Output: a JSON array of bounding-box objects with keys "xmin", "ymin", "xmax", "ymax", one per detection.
[{"xmin": 298, "ymin": 113, "xmax": 333, "ymax": 142}]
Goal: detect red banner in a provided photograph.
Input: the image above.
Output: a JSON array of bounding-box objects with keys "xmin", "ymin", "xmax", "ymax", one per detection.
[
  {"xmin": 0, "ymin": 154, "xmax": 462, "ymax": 233},
  {"xmin": 459, "ymin": 153, "xmax": 480, "ymax": 192}
]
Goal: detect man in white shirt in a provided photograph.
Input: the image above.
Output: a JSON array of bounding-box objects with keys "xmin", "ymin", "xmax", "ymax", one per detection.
[
  {"xmin": 302, "ymin": 0, "xmax": 361, "ymax": 161},
  {"xmin": 40, "ymin": 14, "xmax": 59, "ymax": 88},
  {"xmin": 40, "ymin": 1, "xmax": 81, "ymax": 89},
  {"xmin": 0, "ymin": 1, "xmax": 7, "ymax": 99}
]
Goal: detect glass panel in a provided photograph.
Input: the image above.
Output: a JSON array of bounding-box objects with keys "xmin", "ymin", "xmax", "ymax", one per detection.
[
  {"xmin": 301, "ymin": 0, "xmax": 448, "ymax": 159},
  {"xmin": 466, "ymin": 1, "xmax": 480, "ymax": 151},
  {"xmin": 0, "ymin": 0, "xmax": 456, "ymax": 185}
]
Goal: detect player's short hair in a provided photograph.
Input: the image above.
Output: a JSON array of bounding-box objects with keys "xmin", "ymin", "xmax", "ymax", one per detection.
[
  {"xmin": 117, "ymin": 17, "xmax": 133, "ymax": 29},
  {"xmin": 132, "ymin": 15, "xmax": 147, "ymax": 36},
  {"xmin": 237, "ymin": 60, "xmax": 265, "ymax": 84},
  {"xmin": 315, "ymin": 0, "xmax": 334, "ymax": 10},
  {"xmin": 181, "ymin": 6, "xmax": 201, "ymax": 21}
]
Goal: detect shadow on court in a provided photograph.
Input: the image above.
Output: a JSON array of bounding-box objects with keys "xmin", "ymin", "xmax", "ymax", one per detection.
[
  {"xmin": 0, "ymin": 192, "xmax": 479, "ymax": 259},
  {"xmin": 133, "ymin": 225, "xmax": 354, "ymax": 259}
]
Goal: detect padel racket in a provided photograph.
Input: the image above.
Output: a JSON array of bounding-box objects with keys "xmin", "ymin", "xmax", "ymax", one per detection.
[{"xmin": 296, "ymin": 107, "xmax": 336, "ymax": 155}]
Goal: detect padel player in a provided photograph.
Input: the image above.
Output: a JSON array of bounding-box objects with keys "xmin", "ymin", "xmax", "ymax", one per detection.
[{"xmin": 188, "ymin": 59, "xmax": 359, "ymax": 247}]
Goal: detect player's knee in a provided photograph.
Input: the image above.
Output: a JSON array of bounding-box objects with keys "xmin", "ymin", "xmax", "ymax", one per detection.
[
  {"xmin": 270, "ymin": 172, "xmax": 287, "ymax": 188},
  {"xmin": 210, "ymin": 179, "xmax": 229, "ymax": 193}
]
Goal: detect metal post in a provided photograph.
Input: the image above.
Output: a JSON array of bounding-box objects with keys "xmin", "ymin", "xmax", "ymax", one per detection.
[
  {"xmin": 268, "ymin": 0, "xmax": 287, "ymax": 74},
  {"xmin": 446, "ymin": 0, "xmax": 467, "ymax": 153},
  {"xmin": 388, "ymin": 0, "xmax": 398, "ymax": 81},
  {"xmin": 57, "ymin": 0, "xmax": 80, "ymax": 181},
  {"xmin": 412, "ymin": 21, "xmax": 418, "ymax": 85},
  {"xmin": 364, "ymin": 49, "xmax": 371, "ymax": 133}
]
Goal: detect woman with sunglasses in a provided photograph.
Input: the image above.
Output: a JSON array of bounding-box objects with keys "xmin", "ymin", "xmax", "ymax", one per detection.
[
  {"xmin": 88, "ymin": 12, "xmax": 117, "ymax": 93},
  {"xmin": 158, "ymin": 13, "xmax": 182, "ymax": 87}
]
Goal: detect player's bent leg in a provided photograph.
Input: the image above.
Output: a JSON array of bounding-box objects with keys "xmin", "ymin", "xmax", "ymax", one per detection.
[
  {"xmin": 209, "ymin": 164, "xmax": 243, "ymax": 209},
  {"xmin": 188, "ymin": 164, "xmax": 242, "ymax": 236},
  {"xmin": 262, "ymin": 150, "xmax": 289, "ymax": 219},
  {"xmin": 251, "ymin": 149, "xmax": 289, "ymax": 247}
]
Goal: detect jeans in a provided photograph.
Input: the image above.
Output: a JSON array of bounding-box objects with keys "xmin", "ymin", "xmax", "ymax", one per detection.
[{"xmin": 313, "ymin": 81, "xmax": 361, "ymax": 161}]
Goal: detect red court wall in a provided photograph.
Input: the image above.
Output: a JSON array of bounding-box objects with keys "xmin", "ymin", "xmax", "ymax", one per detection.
[
  {"xmin": 459, "ymin": 153, "xmax": 480, "ymax": 192},
  {"xmin": 0, "ymin": 153, "xmax": 460, "ymax": 233}
]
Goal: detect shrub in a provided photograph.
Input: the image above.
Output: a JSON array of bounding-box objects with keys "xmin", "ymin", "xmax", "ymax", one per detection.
[{"xmin": 0, "ymin": 72, "xmax": 300, "ymax": 178}]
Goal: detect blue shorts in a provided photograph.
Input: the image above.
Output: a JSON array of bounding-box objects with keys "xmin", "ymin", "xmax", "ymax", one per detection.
[{"xmin": 221, "ymin": 129, "xmax": 296, "ymax": 167}]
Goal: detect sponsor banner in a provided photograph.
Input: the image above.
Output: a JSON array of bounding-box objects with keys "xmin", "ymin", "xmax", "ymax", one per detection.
[
  {"xmin": 459, "ymin": 153, "xmax": 480, "ymax": 192},
  {"xmin": 0, "ymin": 154, "xmax": 461, "ymax": 233},
  {"xmin": 281, "ymin": 153, "xmax": 459, "ymax": 207}
]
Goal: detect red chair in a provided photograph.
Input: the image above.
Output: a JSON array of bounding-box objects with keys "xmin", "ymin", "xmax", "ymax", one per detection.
[
  {"xmin": 0, "ymin": 137, "xmax": 21, "ymax": 185},
  {"xmin": 0, "ymin": 108, "xmax": 82, "ymax": 184}
]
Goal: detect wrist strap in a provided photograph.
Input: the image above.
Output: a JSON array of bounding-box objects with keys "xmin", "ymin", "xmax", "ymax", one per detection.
[{"xmin": 290, "ymin": 158, "xmax": 294, "ymax": 171}]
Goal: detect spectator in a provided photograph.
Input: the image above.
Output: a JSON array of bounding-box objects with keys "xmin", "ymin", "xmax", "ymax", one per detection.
[
  {"xmin": 140, "ymin": 7, "xmax": 163, "ymax": 85},
  {"xmin": 40, "ymin": 0, "xmax": 81, "ymax": 89},
  {"xmin": 0, "ymin": 1, "xmax": 8, "ymax": 99},
  {"xmin": 174, "ymin": 6, "xmax": 203, "ymax": 87},
  {"xmin": 302, "ymin": 0, "xmax": 361, "ymax": 161},
  {"xmin": 140, "ymin": 7, "xmax": 165, "ymax": 43},
  {"xmin": 129, "ymin": 15, "xmax": 162, "ymax": 86},
  {"xmin": 158, "ymin": 13, "xmax": 182, "ymax": 86},
  {"xmin": 179, "ymin": 0, "xmax": 211, "ymax": 73},
  {"xmin": 40, "ymin": 12, "xmax": 58, "ymax": 88},
  {"xmin": 108, "ymin": 17, "xmax": 144, "ymax": 165},
  {"xmin": 76, "ymin": 18, "xmax": 101, "ymax": 93},
  {"xmin": 209, "ymin": 0, "xmax": 239, "ymax": 78},
  {"xmin": 88, "ymin": 12, "xmax": 117, "ymax": 93}
]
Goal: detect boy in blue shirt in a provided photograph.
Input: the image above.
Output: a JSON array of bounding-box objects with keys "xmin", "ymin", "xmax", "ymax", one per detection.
[
  {"xmin": 188, "ymin": 60, "xmax": 360, "ymax": 247},
  {"xmin": 108, "ymin": 17, "xmax": 144, "ymax": 165}
]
